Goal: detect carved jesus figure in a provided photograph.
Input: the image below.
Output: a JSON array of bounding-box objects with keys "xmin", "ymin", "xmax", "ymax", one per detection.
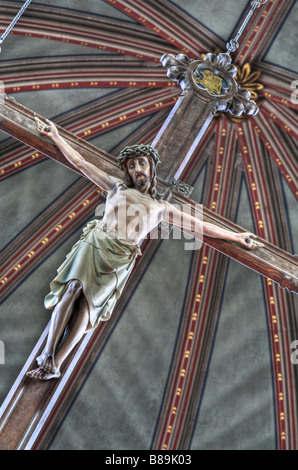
[{"xmin": 26, "ymin": 118, "xmax": 263, "ymax": 380}]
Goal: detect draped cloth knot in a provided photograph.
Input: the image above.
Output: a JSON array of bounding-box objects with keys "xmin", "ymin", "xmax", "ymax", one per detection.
[{"xmin": 44, "ymin": 219, "xmax": 142, "ymax": 331}]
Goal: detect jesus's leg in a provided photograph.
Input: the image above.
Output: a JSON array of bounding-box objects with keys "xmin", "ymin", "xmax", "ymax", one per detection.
[
  {"xmin": 26, "ymin": 280, "xmax": 87, "ymax": 380},
  {"xmin": 27, "ymin": 296, "xmax": 89, "ymax": 380},
  {"xmin": 54, "ymin": 295, "xmax": 89, "ymax": 372}
]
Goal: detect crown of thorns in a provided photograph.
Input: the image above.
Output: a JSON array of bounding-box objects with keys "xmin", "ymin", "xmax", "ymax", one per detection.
[{"xmin": 117, "ymin": 144, "xmax": 160, "ymax": 168}]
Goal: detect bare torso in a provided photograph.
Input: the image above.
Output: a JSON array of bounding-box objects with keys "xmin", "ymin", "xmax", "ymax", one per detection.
[{"xmin": 102, "ymin": 179, "xmax": 166, "ymax": 244}]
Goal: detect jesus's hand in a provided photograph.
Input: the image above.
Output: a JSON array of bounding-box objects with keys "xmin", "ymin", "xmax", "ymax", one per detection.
[
  {"xmin": 237, "ymin": 232, "xmax": 264, "ymax": 249},
  {"xmin": 35, "ymin": 117, "xmax": 59, "ymax": 140}
]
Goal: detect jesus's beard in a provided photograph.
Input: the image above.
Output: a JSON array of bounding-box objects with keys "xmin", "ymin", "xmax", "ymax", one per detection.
[{"xmin": 133, "ymin": 172, "xmax": 151, "ymax": 188}]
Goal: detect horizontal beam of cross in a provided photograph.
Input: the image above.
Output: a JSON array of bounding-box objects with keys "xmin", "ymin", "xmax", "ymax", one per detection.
[{"xmin": 0, "ymin": 96, "xmax": 297, "ymax": 294}]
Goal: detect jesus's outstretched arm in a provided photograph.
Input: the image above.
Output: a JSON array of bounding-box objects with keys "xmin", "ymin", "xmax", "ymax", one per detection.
[
  {"xmin": 35, "ymin": 117, "xmax": 117, "ymax": 191},
  {"xmin": 163, "ymin": 202, "xmax": 264, "ymax": 250}
]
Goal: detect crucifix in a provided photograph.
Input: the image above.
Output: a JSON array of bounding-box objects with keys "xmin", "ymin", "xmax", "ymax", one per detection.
[{"xmin": 0, "ymin": 0, "xmax": 297, "ymax": 449}]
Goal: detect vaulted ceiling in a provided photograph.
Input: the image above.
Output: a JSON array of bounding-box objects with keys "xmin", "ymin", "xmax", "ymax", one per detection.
[{"xmin": 0, "ymin": 0, "xmax": 297, "ymax": 450}]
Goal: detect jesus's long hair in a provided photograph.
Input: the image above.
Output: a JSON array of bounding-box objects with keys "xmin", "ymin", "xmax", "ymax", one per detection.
[{"xmin": 118, "ymin": 144, "xmax": 160, "ymax": 199}]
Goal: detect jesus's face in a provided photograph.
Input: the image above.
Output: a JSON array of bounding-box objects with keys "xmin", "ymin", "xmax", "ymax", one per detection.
[{"xmin": 126, "ymin": 156, "xmax": 152, "ymax": 191}]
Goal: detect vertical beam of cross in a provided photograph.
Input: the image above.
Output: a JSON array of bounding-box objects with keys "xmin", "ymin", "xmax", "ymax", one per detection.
[{"xmin": 151, "ymin": 51, "xmax": 259, "ymax": 185}]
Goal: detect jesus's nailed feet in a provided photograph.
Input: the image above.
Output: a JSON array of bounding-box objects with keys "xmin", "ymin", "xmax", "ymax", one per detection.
[{"xmin": 26, "ymin": 354, "xmax": 61, "ymax": 381}]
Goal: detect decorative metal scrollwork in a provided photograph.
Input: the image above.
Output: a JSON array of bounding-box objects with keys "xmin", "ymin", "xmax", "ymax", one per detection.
[
  {"xmin": 171, "ymin": 179, "xmax": 194, "ymax": 198},
  {"xmin": 161, "ymin": 51, "xmax": 259, "ymax": 118}
]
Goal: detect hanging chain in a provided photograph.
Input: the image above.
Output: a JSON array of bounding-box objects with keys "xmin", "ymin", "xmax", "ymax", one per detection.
[
  {"xmin": 0, "ymin": 0, "xmax": 33, "ymax": 51},
  {"xmin": 226, "ymin": 0, "xmax": 268, "ymax": 54}
]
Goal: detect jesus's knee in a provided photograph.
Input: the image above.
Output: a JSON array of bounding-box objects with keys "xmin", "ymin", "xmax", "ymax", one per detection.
[{"xmin": 65, "ymin": 280, "xmax": 83, "ymax": 298}]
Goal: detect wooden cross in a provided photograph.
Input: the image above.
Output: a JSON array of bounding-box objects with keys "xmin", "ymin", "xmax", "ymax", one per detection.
[{"xmin": 0, "ymin": 50, "xmax": 297, "ymax": 450}]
